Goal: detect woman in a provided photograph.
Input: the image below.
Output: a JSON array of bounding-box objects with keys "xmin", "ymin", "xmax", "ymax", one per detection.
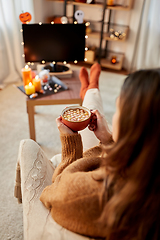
[
  {"xmin": 40, "ymin": 65, "xmax": 160, "ymax": 240},
  {"xmin": 15, "ymin": 64, "xmax": 160, "ymax": 240}
]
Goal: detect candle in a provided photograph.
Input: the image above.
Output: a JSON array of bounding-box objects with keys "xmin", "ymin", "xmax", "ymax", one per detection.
[
  {"xmin": 32, "ymin": 75, "xmax": 42, "ymax": 92},
  {"xmin": 111, "ymin": 56, "xmax": 117, "ymax": 64},
  {"xmin": 107, "ymin": 0, "xmax": 114, "ymax": 5},
  {"xmin": 25, "ymin": 82, "xmax": 35, "ymax": 95},
  {"xmin": 22, "ymin": 65, "xmax": 32, "ymax": 86}
]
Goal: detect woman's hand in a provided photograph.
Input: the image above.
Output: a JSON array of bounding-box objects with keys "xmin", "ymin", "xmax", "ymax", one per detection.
[
  {"xmin": 88, "ymin": 110, "xmax": 112, "ymax": 144},
  {"xmin": 56, "ymin": 116, "xmax": 77, "ymax": 135}
]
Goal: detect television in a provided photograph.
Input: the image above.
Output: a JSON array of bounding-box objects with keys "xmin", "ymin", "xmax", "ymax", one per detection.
[{"xmin": 22, "ymin": 23, "xmax": 86, "ymax": 72}]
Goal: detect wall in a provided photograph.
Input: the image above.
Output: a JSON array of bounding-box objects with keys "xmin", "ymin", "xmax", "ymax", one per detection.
[{"xmin": 33, "ymin": 0, "xmax": 145, "ymax": 72}]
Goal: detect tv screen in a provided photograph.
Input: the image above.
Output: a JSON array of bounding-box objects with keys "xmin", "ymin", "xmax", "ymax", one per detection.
[{"xmin": 22, "ymin": 23, "xmax": 86, "ymax": 63}]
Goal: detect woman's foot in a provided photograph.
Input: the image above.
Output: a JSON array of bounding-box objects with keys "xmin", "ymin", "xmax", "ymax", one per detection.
[
  {"xmin": 88, "ymin": 63, "xmax": 101, "ymax": 90},
  {"xmin": 79, "ymin": 67, "xmax": 89, "ymax": 100}
]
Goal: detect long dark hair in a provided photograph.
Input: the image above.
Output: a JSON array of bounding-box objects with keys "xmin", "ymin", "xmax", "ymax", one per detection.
[{"xmin": 102, "ymin": 69, "xmax": 160, "ymax": 240}]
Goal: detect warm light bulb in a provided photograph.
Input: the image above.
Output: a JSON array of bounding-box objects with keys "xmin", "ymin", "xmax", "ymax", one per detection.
[
  {"xmin": 27, "ymin": 62, "xmax": 31, "ymax": 65},
  {"xmin": 22, "ymin": 54, "xmax": 25, "ymax": 58},
  {"xmin": 85, "ymin": 35, "xmax": 88, "ymax": 39},
  {"xmin": 74, "ymin": 21, "xmax": 78, "ymax": 24},
  {"xmin": 85, "ymin": 47, "xmax": 88, "ymax": 51},
  {"xmin": 51, "ymin": 21, "xmax": 54, "ymax": 24},
  {"xmin": 21, "ymin": 42, "xmax": 24, "ymax": 45},
  {"xmin": 42, "ymin": 60, "xmax": 45, "ymax": 64},
  {"xmin": 74, "ymin": 60, "xmax": 78, "ymax": 64},
  {"xmin": 20, "ymin": 29, "xmax": 23, "ymax": 32},
  {"xmin": 63, "ymin": 61, "xmax": 67, "ymax": 64},
  {"xmin": 52, "ymin": 61, "xmax": 55, "ymax": 64},
  {"xmin": 31, "ymin": 62, "xmax": 34, "ymax": 65},
  {"xmin": 84, "ymin": 58, "xmax": 87, "ymax": 61},
  {"xmin": 39, "ymin": 22, "xmax": 42, "ymax": 25},
  {"xmin": 85, "ymin": 22, "xmax": 90, "ymax": 27}
]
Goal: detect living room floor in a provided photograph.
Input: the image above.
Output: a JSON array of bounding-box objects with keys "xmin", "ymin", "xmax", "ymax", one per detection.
[{"xmin": 0, "ymin": 64, "xmax": 126, "ymax": 239}]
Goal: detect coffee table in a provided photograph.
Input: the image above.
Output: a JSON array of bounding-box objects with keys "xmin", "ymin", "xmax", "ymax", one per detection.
[{"xmin": 26, "ymin": 70, "xmax": 82, "ymax": 141}]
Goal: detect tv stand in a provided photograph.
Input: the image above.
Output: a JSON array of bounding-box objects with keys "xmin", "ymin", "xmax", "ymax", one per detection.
[
  {"xmin": 37, "ymin": 62, "xmax": 73, "ymax": 78},
  {"xmin": 43, "ymin": 63, "xmax": 69, "ymax": 73}
]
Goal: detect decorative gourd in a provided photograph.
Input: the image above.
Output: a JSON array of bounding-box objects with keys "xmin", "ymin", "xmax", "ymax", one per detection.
[{"xmin": 19, "ymin": 12, "xmax": 32, "ymax": 24}]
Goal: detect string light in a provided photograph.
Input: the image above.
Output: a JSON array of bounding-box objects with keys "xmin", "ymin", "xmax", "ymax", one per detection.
[
  {"xmin": 31, "ymin": 62, "xmax": 34, "ymax": 66},
  {"xmin": 42, "ymin": 60, "xmax": 45, "ymax": 64},
  {"xmin": 52, "ymin": 61, "xmax": 56, "ymax": 64},
  {"xmin": 20, "ymin": 29, "xmax": 23, "ymax": 32},
  {"xmin": 84, "ymin": 58, "xmax": 87, "ymax": 61},
  {"xmin": 51, "ymin": 21, "xmax": 54, "ymax": 24},
  {"xmin": 39, "ymin": 22, "xmax": 42, "ymax": 25},
  {"xmin": 21, "ymin": 42, "xmax": 24, "ymax": 45},
  {"xmin": 85, "ymin": 47, "xmax": 88, "ymax": 51},
  {"xmin": 74, "ymin": 21, "xmax": 78, "ymax": 24},
  {"xmin": 85, "ymin": 35, "xmax": 88, "ymax": 39},
  {"xmin": 27, "ymin": 62, "xmax": 31, "ymax": 65},
  {"xmin": 22, "ymin": 54, "xmax": 25, "ymax": 58},
  {"xmin": 74, "ymin": 60, "xmax": 78, "ymax": 64},
  {"xmin": 63, "ymin": 61, "xmax": 67, "ymax": 64},
  {"xmin": 85, "ymin": 22, "xmax": 90, "ymax": 27}
]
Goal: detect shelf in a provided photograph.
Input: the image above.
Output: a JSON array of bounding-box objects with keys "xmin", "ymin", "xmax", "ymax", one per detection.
[
  {"xmin": 46, "ymin": 0, "xmax": 133, "ymax": 11},
  {"xmin": 101, "ymin": 58, "xmax": 122, "ymax": 70},
  {"xmin": 72, "ymin": 61, "xmax": 129, "ymax": 75},
  {"xmin": 103, "ymin": 33, "xmax": 126, "ymax": 41},
  {"xmin": 46, "ymin": 0, "xmax": 103, "ymax": 8},
  {"xmin": 100, "ymin": 52, "xmax": 125, "ymax": 70},
  {"xmin": 87, "ymin": 31, "xmax": 100, "ymax": 39},
  {"xmin": 71, "ymin": 1, "xmax": 103, "ymax": 8},
  {"xmin": 87, "ymin": 26, "xmax": 129, "ymax": 41},
  {"xmin": 107, "ymin": 5, "xmax": 131, "ymax": 11},
  {"xmin": 84, "ymin": 49, "xmax": 125, "ymax": 71},
  {"xmin": 103, "ymin": 26, "xmax": 129, "ymax": 41}
]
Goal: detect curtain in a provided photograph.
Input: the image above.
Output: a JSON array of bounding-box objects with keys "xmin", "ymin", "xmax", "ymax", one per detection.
[
  {"xmin": 132, "ymin": 0, "xmax": 160, "ymax": 71},
  {"xmin": 0, "ymin": 0, "xmax": 34, "ymax": 86}
]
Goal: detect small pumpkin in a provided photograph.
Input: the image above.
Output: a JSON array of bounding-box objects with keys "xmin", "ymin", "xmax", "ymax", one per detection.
[{"xmin": 19, "ymin": 12, "xmax": 32, "ymax": 24}]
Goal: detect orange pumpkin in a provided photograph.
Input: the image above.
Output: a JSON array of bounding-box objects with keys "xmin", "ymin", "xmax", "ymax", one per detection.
[{"xmin": 19, "ymin": 12, "xmax": 32, "ymax": 24}]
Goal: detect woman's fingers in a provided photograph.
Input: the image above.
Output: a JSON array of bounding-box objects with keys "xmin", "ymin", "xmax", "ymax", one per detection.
[
  {"xmin": 56, "ymin": 116, "xmax": 76, "ymax": 135},
  {"xmin": 89, "ymin": 109, "xmax": 112, "ymax": 144}
]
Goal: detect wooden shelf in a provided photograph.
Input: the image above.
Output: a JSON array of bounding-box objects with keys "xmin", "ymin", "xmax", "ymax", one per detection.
[
  {"xmin": 46, "ymin": 0, "xmax": 133, "ymax": 11},
  {"xmin": 107, "ymin": 5, "xmax": 131, "ymax": 11},
  {"xmin": 103, "ymin": 26, "xmax": 129, "ymax": 41},
  {"xmin": 84, "ymin": 53, "xmax": 125, "ymax": 71},
  {"xmin": 101, "ymin": 53, "xmax": 124, "ymax": 70},
  {"xmin": 103, "ymin": 33, "xmax": 125, "ymax": 41},
  {"xmin": 46, "ymin": 0, "xmax": 103, "ymax": 8},
  {"xmin": 87, "ymin": 31, "xmax": 100, "ymax": 39},
  {"xmin": 71, "ymin": 1, "xmax": 103, "ymax": 8},
  {"xmin": 87, "ymin": 26, "xmax": 129, "ymax": 41},
  {"xmin": 107, "ymin": 0, "xmax": 133, "ymax": 11},
  {"xmin": 72, "ymin": 61, "xmax": 129, "ymax": 75}
]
